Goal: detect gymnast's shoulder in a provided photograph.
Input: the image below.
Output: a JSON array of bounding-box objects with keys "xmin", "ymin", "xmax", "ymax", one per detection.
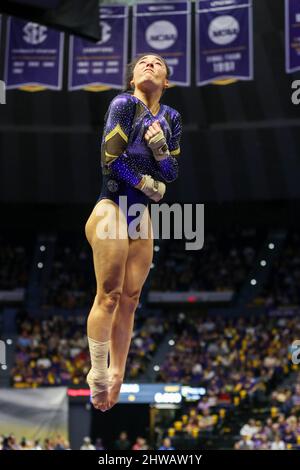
[
  {"xmin": 162, "ymin": 103, "xmax": 182, "ymax": 123},
  {"xmin": 162, "ymin": 104, "xmax": 182, "ymax": 134},
  {"xmin": 109, "ymin": 91, "xmax": 137, "ymax": 111}
]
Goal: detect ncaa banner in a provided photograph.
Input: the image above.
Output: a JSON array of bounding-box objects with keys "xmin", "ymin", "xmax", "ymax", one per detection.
[
  {"xmin": 68, "ymin": 5, "xmax": 128, "ymax": 91},
  {"xmin": 132, "ymin": 1, "xmax": 191, "ymax": 86},
  {"xmin": 4, "ymin": 16, "xmax": 64, "ymax": 91},
  {"xmin": 285, "ymin": 0, "xmax": 300, "ymax": 73},
  {"xmin": 196, "ymin": 0, "xmax": 253, "ymax": 86}
]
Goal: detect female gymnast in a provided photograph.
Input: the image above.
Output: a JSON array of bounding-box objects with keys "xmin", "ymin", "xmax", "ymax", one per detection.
[{"xmin": 85, "ymin": 53, "xmax": 182, "ymax": 412}]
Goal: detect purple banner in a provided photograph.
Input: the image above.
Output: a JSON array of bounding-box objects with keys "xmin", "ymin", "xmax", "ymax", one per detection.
[
  {"xmin": 132, "ymin": 1, "xmax": 191, "ymax": 86},
  {"xmin": 285, "ymin": 0, "xmax": 300, "ymax": 73},
  {"xmin": 68, "ymin": 5, "xmax": 128, "ymax": 91},
  {"xmin": 4, "ymin": 16, "xmax": 64, "ymax": 90},
  {"xmin": 196, "ymin": 0, "xmax": 253, "ymax": 86}
]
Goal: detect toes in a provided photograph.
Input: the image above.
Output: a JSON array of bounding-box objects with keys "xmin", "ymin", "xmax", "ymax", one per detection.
[
  {"xmin": 93, "ymin": 403, "xmax": 106, "ymax": 412},
  {"xmin": 92, "ymin": 399, "xmax": 110, "ymax": 412}
]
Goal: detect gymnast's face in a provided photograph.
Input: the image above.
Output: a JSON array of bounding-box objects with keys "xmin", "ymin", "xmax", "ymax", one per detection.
[{"xmin": 130, "ymin": 55, "xmax": 169, "ymax": 94}]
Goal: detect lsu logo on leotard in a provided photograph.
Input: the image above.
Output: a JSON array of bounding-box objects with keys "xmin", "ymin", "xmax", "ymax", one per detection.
[{"xmin": 107, "ymin": 179, "xmax": 119, "ymax": 193}]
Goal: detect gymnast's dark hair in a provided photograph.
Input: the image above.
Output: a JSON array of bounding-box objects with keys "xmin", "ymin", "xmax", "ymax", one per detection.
[{"xmin": 124, "ymin": 53, "xmax": 170, "ymax": 97}]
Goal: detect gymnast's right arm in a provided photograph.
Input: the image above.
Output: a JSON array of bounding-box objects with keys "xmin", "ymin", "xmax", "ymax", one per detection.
[
  {"xmin": 101, "ymin": 95, "xmax": 165, "ymax": 201},
  {"xmin": 101, "ymin": 94, "xmax": 143, "ymax": 187}
]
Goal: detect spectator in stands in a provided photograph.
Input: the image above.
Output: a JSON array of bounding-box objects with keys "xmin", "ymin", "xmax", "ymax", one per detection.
[
  {"xmin": 80, "ymin": 436, "xmax": 95, "ymax": 450},
  {"xmin": 158, "ymin": 437, "xmax": 175, "ymax": 451},
  {"xmin": 11, "ymin": 311, "xmax": 167, "ymax": 387},
  {"xmin": 132, "ymin": 437, "xmax": 149, "ymax": 451},
  {"xmin": 234, "ymin": 435, "xmax": 254, "ymax": 450},
  {"xmin": 270, "ymin": 434, "xmax": 286, "ymax": 450},
  {"xmin": 240, "ymin": 419, "xmax": 258, "ymax": 438},
  {"xmin": 95, "ymin": 438, "xmax": 105, "ymax": 450},
  {"xmin": 114, "ymin": 432, "xmax": 131, "ymax": 451}
]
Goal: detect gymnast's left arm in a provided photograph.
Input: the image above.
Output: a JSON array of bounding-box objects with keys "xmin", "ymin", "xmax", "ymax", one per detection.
[{"xmin": 145, "ymin": 112, "xmax": 182, "ymax": 183}]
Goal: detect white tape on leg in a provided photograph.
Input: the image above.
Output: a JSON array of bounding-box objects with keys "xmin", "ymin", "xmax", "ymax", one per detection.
[{"xmin": 87, "ymin": 337, "xmax": 110, "ymax": 397}]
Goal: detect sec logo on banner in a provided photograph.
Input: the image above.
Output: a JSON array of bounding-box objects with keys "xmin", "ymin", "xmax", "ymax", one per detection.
[{"xmin": 23, "ymin": 22, "xmax": 48, "ymax": 45}]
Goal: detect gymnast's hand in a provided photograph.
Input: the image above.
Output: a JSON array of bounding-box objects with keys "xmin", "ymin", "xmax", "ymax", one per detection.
[
  {"xmin": 144, "ymin": 120, "xmax": 170, "ymax": 161},
  {"xmin": 136, "ymin": 174, "xmax": 166, "ymax": 202}
]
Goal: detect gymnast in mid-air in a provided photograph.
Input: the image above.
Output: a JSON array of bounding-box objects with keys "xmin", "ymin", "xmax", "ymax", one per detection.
[{"xmin": 85, "ymin": 53, "xmax": 182, "ymax": 411}]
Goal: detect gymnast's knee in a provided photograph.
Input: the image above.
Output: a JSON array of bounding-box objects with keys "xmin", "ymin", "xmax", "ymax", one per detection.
[
  {"xmin": 94, "ymin": 291, "xmax": 122, "ymax": 314},
  {"xmin": 120, "ymin": 291, "xmax": 141, "ymax": 311}
]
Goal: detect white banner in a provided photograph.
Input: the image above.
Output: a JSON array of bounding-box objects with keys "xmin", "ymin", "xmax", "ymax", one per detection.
[{"xmin": 0, "ymin": 387, "xmax": 68, "ymax": 441}]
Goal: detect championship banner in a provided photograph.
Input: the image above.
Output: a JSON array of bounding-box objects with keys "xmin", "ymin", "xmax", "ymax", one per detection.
[
  {"xmin": 4, "ymin": 16, "xmax": 64, "ymax": 91},
  {"xmin": 285, "ymin": 0, "xmax": 300, "ymax": 73},
  {"xmin": 132, "ymin": 1, "xmax": 191, "ymax": 86},
  {"xmin": 0, "ymin": 387, "xmax": 68, "ymax": 442},
  {"xmin": 196, "ymin": 0, "xmax": 253, "ymax": 86},
  {"xmin": 68, "ymin": 5, "xmax": 128, "ymax": 91}
]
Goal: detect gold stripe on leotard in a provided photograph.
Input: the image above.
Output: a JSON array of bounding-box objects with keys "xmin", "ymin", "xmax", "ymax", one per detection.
[
  {"xmin": 105, "ymin": 123, "xmax": 128, "ymax": 144},
  {"xmin": 104, "ymin": 151, "xmax": 119, "ymax": 163},
  {"xmin": 170, "ymin": 147, "xmax": 180, "ymax": 156}
]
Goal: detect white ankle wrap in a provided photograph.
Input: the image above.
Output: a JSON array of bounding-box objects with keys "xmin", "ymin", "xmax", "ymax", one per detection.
[{"xmin": 87, "ymin": 337, "xmax": 110, "ymax": 397}]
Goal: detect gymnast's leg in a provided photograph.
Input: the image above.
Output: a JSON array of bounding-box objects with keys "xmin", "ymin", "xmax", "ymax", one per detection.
[
  {"xmin": 85, "ymin": 199, "xmax": 129, "ymax": 412},
  {"xmin": 107, "ymin": 207, "xmax": 154, "ymax": 409}
]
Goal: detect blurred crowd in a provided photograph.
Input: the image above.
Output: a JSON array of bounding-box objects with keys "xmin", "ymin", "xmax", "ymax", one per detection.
[
  {"xmin": 43, "ymin": 237, "xmax": 94, "ymax": 309},
  {"xmin": 270, "ymin": 374, "xmax": 300, "ymax": 415},
  {"xmin": 235, "ymin": 415, "xmax": 300, "ymax": 450},
  {"xmin": 0, "ymin": 432, "xmax": 175, "ymax": 451},
  {"xmin": 167, "ymin": 405, "xmax": 221, "ymax": 442},
  {"xmin": 112, "ymin": 433, "xmax": 175, "ymax": 451},
  {"xmin": 149, "ymin": 228, "xmax": 261, "ymax": 292},
  {"xmin": 234, "ymin": 372, "xmax": 300, "ymax": 450},
  {"xmin": 157, "ymin": 314, "xmax": 298, "ymax": 407},
  {"xmin": 0, "ymin": 434, "xmax": 70, "ymax": 450},
  {"xmin": 11, "ymin": 310, "xmax": 168, "ymax": 387},
  {"xmin": 254, "ymin": 231, "xmax": 300, "ymax": 308},
  {"xmin": 0, "ymin": 237, "xmax": 30, "ymax": 291}
]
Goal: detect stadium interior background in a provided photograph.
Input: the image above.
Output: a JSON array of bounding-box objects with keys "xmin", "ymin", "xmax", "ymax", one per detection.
[{"xmin": 1, "ymin": 0, "xmax": 300, "ymax": 451}]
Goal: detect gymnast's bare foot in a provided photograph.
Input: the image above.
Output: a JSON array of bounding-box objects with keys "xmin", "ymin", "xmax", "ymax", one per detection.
[
  {"xmin": 86, "ymin": 369, "xmax": 110, "ymax": 412},
  {"xmin": 107, "ymin": 369, "xmax": 124, "ymax": 410}
]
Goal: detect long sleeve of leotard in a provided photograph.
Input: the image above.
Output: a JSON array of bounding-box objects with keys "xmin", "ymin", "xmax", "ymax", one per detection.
[
  {"xmin": 101, "ymin": 94, "xmax": 143, "ymax": 187},
  {"xmin": 155, "ymin": 111, "xmax": 182, "ymax": 183}
]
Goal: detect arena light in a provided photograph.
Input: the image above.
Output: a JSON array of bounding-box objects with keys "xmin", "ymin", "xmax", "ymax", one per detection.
[
  {"xmin": 120, "ymin": 383, "xmax": 140, "ymax": 394},
  {"xmin": 154, "ymin": 392, "xmax": 182, "ymax": 404},
  {"xmin": 268, "ymin": 243, "xmax": 275, "ymax": 250},
  {"xmin": 181, "ymin": 386, "xmax": 206, "ymax": 396},
  {"xmin": 250, "ymin": 278, "xmax": 257, "ymax": 286},
  {"xmin": 260, "ymin": 260, "xmax": 267, "ymax": 267},
  {"xmin": 164, "ymin": 385, "xmax": 180, "ymax": 392},
  {"xmin": 181, "ymin": 386, "xmax": 206, "ymax": 401},
  {"xmin": 127, "ymin": 394, "xmax": 136, "ymax": 402}
]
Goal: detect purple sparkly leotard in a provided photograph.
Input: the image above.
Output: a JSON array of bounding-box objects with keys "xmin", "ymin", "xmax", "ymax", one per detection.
[{"xmin": 96, "ymin": 91, "xmax": 182, "ymax": 226}]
